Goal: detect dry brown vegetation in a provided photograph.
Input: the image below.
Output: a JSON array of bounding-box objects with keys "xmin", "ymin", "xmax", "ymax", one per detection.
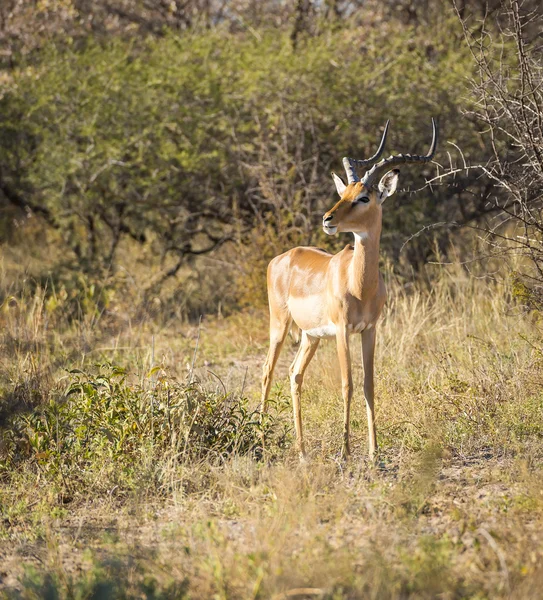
[{"xmin": 1, "ymin": 243, "xmax": 543, "ymax": 598}]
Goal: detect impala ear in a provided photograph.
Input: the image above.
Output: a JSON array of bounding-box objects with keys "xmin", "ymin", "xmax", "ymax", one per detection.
[
  {"xmin": 377, "ymin": 169, "xmax": 400, "ymax": 204},
  {"xmin": 332, "ymin": 172, "xmax": 347, "ymax": 197}
]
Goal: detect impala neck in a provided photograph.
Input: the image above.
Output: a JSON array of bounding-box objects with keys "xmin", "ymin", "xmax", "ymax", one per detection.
[{"xmin": 348, "ymin": 223, "xmax": 382, "ymax": 300}]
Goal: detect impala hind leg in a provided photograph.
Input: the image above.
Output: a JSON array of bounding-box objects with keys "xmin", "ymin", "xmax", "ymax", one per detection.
[
  {"xmin": 289, "ymin": 331, "xmax": 320, "ymax": 459},
  {"xmin": 361, "ymin": 327, "xmax": 377, "ymax": 459},
  {"xmin": 336, "ymin": 327, "xmax": 353, "ymax": 460},
  {"xmin": 261, "ymin": 317, "xmax": 290, "ymax": 416}
]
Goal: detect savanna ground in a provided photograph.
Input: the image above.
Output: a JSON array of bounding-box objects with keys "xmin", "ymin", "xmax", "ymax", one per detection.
[
  {"xmin": 1, "ymin": 248, "xmax": 542, "ymax": 599},
  {"xmin": 1, "ymin": 1, "xmax": 543, "ymax": 597}
]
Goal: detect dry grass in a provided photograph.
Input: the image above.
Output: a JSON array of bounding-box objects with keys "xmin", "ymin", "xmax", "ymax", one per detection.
[{"xmin": 1, "ymin": 259, "xmax": 543, "ymax": 599}]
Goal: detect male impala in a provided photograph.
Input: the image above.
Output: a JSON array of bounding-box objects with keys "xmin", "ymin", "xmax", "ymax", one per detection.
[{"xmin": 261, "ymin": 119, "xmax": 437, "ymax": 459}]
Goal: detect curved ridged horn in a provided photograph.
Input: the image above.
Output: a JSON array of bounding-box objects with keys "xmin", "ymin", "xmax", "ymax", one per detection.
[
  {"xmin": 361, "ymin": 118, "xmax": 438, "ymax": 187},
  {"xmin": 342, "ymin": 120, "xmax": 390, "ymax": 184}
]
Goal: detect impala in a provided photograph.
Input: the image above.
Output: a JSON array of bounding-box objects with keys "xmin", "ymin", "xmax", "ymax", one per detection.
[{"xmin": 260, "ymin": 119, "xmax": 438, "ymax": 459}]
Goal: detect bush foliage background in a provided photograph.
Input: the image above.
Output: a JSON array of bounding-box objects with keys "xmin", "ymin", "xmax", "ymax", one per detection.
[{"xmin": 0, "ymin": 5, "xmax": 488, "ymax": 316}]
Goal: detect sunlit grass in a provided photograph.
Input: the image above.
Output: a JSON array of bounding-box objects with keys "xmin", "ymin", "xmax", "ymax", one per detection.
[{"xmin": 1, "ymin": 261, "xmax": 543, "ymax": 598}]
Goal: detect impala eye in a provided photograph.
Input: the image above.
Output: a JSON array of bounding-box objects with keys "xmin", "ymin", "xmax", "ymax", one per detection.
[{"xmin": 355, "ymin": 196, "xmax": 370, "ymax": 204}]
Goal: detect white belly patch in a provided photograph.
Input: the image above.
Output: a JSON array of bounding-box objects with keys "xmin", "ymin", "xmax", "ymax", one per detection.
[
  {"xmin": 305, "ymin": 322, "xmax": 369, "ymax": 338},
  {"xmin": 304, "ymin": 323, "xmax": 337, "ymax": 338}
]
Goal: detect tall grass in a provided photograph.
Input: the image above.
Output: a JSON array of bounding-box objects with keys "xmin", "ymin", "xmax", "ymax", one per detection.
[{"xmin": 1, "ymin": 259, "xmax": 542, "ymax": 598}]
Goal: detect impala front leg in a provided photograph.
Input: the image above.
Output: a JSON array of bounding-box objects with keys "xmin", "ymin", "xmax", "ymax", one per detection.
[
  {"xmin": 362, "ymin": 326, "xmax": 377, "ymax": 458},
  {"xmin": 336, "ymin": 326, "xmax": 353, "ymax": 459}
]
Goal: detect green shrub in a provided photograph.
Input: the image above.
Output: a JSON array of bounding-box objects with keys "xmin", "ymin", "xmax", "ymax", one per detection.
[
  {"xmin": 1, "ymin": 363, "xmax": 291, "ymax": 493},
  {"xmin": 0, "ymin": 19, "xmax": 480, "ymax": 313}
]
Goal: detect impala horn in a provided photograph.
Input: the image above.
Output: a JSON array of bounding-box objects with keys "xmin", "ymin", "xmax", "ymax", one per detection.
[
  {"xmin": 359, "ymin": 118, "xmax": 438, "ymax": 188},
  {"xmin": 342, "ymin": 120, "xmax": 390, "ymax": 184}
]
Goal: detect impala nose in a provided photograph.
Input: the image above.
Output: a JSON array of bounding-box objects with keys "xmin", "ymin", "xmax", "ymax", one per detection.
[{"xmin": 323, "ymin": 214, "xmax": 334, "ymax": 223}]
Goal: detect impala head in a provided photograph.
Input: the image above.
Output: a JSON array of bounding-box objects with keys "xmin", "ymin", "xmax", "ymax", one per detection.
[
  {"xmin": 322, "ymin": 171, "xmax": 399, "ymax": 236},
  {"xmin": 322, "ymin": 119, "xmax": 438, "ymax": 236}
]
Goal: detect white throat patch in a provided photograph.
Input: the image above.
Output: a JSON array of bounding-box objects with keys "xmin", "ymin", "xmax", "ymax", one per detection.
[{"xmin": 353, "ymin": 231, "xmax": 369, "ymax": 242}]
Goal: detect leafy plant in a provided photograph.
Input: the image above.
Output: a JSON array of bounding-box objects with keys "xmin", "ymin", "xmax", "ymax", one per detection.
[{"xmin": 1, "ymin": 363, "xmax": 291, "ymax": 493}]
